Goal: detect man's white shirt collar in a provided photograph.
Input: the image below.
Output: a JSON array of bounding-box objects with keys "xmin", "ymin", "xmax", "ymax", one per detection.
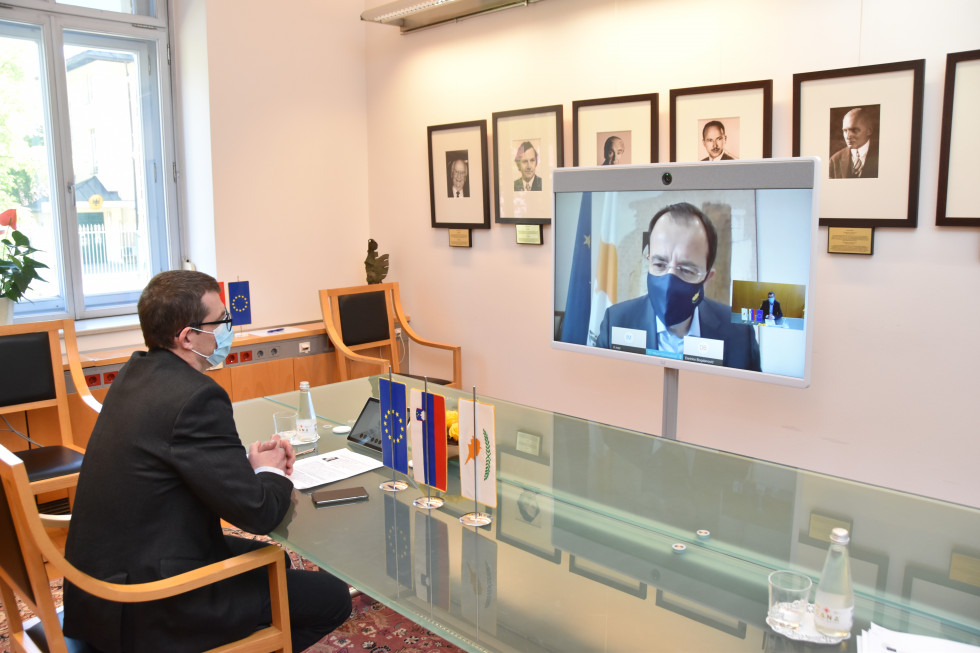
[
  {"xmin": 655, "ymin": 306, "xmax": 701, "ymax": 353},
  {"xmin": 852, "ymin": 140, "xmax": 870, "ymax": 163}
]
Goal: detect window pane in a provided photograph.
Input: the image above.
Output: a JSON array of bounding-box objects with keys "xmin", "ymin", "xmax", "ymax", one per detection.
[
  {"xmin": 54, "ymin": 0, "xmax": 156, "ymax": 18},
  {"xmin": 0, "ymin": 21, "xmax": 67, "ymax": 315},
  {"xmin": 64, "ymin": 32, "xmax": 161, "ymax": 309}
]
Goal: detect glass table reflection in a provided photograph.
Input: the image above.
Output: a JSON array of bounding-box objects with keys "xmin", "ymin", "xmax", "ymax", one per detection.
[{"xmin": 230, "ymin": 375, "xmax": 980, "ymax": 652}]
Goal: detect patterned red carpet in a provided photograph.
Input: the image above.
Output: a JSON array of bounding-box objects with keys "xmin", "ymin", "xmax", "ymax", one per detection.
[{"xmin": 0, "ymin": 528, "xmax": 461, "ymax": 653}]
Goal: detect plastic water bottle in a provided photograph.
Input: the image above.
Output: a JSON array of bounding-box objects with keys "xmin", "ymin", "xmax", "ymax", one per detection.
[
  {"xmin": 814, "ymin": 527, "xmax": 854, "ymax": 637},
  {"xmin": 296, "ymin": 381, "xmax": 318, "ymax": 442}
]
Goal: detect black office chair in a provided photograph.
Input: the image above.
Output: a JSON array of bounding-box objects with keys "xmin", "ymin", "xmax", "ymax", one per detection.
[
  {"xmin": 0, "ymin": 320, "xmax": 91, "ymax": 497},
  {"xmin": 318, "ymin": 282, "xmax": 462, "ymax": 388}
]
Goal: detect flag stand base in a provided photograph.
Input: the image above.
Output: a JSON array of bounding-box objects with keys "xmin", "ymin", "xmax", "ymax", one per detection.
[
  {"xmin": 413, "ymin": 496, "xmax": 444, "ymax": 510},
  {"xmin": 380, "ymin": 480, "xmax": 408, "ymax": 492},
  {"xmin": 459, "ymin": 512, "xmax": 492, "ymax": 527}
]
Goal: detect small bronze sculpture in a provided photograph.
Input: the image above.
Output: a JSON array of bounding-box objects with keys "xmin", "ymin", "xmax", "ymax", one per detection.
[{"xmin": 365, "ymin": 238, "xmax": 389, "ymax": 284}]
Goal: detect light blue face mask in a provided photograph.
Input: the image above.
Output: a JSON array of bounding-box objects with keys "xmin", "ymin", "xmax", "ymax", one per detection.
[{"xmin": 190, "ymin": 320, "xmax": 233, "ymax": 367}]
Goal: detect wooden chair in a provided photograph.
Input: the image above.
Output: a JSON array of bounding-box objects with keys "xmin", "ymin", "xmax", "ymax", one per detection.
[
  {"xmin": 319, "ymin": 282, "xmax": 461, "ymax": 388},
  {"xmin": 0, "ymin": 444, "xmax": 292, "ymax": 653},
  {"xmin": 0, "ymin": 320, "xmax": 98, "ymax": 496}
]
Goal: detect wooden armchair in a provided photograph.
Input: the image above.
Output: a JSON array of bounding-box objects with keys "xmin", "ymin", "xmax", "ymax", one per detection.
[
  {"xmin": 0, "ymin": 444, "xmax": 292, "ymax": 653},
  {"xmin": 0, "ymin": 319, "xmax": 97, "ymax": 496},
  {"xmin": 319, "ymin": 282, "xmax": 461, "ymax": 388}
]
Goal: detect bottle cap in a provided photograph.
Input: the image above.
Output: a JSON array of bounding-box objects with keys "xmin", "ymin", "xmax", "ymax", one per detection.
[
  {"xmin": 829, "ymin": 527, "xmax": 850, "ymax": 545},
  {"xmin": 299, "ymin": 381, "xmax": 310, "ymax": 391}
]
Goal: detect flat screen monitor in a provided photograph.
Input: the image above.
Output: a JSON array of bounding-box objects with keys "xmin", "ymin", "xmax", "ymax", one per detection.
[{"xmin": 552, "ymin": 158, "xmax": 819, "ymax": 388}]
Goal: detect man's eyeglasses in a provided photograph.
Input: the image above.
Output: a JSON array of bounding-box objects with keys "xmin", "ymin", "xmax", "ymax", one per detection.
[
  {"xmin": 645, "ymin": 255, "xmax": 705, "ymax": 284},
  {"xmin": 188, "ymin": 311, "xmax": 233, "ymax": 329}
]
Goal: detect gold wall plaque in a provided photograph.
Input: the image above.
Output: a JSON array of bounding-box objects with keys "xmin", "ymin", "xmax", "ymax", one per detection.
[
  {"xmin": 808, "ymin": 513, "xmax": 852, "ymax": 541},
  {"xmin": 516, "ymin": 224, "xmax": 543, "ymax": 245},
  {"xmin": 828, "ymin": 227, "xmax": 874, "ymax": 255},
  {"xmin": 515, "ymin": 431, "xmax": 541, "ymax": 457},
  {"xmin": 448, "ymin": 229, "xmax": 472, "ymax": 248},
  {"xmin": 950, "ymin": 552, "xmax": 980, "ymax": 587}
]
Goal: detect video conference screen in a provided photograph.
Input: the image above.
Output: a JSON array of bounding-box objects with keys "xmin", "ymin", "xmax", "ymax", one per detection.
[{"xmin": 552, "ymin": 159, "xmax": 819, "ymax": 387}]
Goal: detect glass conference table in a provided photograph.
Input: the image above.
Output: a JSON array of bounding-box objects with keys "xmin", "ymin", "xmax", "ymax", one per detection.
[{"xmin": 232, "ymin": 375, "xmax": 980, "ymax": 652}]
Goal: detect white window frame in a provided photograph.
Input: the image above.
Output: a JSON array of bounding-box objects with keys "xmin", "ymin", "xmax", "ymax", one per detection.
[{"xmin": 1, "ymin": 0, "xmax": 179, "ymax": 321}]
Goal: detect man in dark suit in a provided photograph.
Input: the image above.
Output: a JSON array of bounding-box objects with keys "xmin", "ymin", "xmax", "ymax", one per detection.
[
  {"xmin": 513, "ymin": 141, "xmax": 543, "ymax": 191},
  {"xmin": 829, "ymin": 107, "xmax": 879, "ymax": 179},
  {"xmin": 700, "ymin": 121, "xmax": 736, "ymax": 161},
  {"xmin": 760, "ymin": 290, "xmax": 782, "ymax": 321},
  {"xmin": 64, "ymin": 270, "xmax": 351, "ymax": 652},
  {"xmin": 448, "ymin": 158, "xmax": 469, "ymax": 198},
  {"xmin": 595, "ymin": 203, "xmax": 760, "ymax": 371}
]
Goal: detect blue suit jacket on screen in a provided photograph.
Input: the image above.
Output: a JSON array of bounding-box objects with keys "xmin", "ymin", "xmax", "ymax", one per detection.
[{"xmin": 595, "ymin": 296, "xmax": 760, "ymax": 371}]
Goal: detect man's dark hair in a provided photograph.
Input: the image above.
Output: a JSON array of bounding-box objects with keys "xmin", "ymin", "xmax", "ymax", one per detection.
[
  {"xmin": 138, "ymin": 270, "xmax": 220, "ymax": 350},
  {"xmin": 647, "ymin": 202, "xmax": 718, "ymax": 272},
  {"xmin": 702, "ymin": 120, "xmax": 726, "ymax": 139},
  {"xmin": 515, "ymin": 141, "xmax": 538, "ymax": 163}
]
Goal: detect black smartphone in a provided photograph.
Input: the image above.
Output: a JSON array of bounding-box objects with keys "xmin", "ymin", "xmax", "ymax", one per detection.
[{"xmin": 311, "ymin": 486, "xmax": 369, "ymax": 507}]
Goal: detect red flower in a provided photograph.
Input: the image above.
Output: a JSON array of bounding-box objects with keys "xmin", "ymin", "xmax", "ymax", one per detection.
[{"xmin": 0, "ymin": 209, "xmax": 16, "ymax": 231}]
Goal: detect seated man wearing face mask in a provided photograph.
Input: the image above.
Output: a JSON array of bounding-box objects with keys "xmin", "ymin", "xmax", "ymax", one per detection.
[
  {"xmin": 64, "ymin": 270, "xmax": 352, "ymax": 652},
  {"xmin": 595, "ymin": 202, "xmax": 760, "ymax": 371}
]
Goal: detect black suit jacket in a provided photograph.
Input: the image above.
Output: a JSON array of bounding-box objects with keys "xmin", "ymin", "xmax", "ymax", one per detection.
[
  {"xmin": 63, "ymin": 349, "xmax": 294, "ymax": 652},
  {"xmin": 829, "ymin": 145, "xmax": 879, "ymax": 178},
  {"xmin": 760, "ymin": 299, "xmax": 782, "ymax": 320},
  {"xmin": 700, "ymin": 152, "xmax": 735, "ymax": 161}
]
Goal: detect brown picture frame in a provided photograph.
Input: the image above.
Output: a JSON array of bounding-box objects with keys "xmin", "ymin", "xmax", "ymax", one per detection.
[
  {"xmin": 669, "ymin": 80, "xmax": 772, "ymax": 162},
  {"xmin": 936, "ymin": 49, "xmax": 980, "ymax": 227},
  {"xmin": 571, "ymin": 93, "xmax": 658, "ymax": 166}
]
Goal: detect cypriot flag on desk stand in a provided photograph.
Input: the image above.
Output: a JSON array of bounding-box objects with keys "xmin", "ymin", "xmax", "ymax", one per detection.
[{"xmin": 458, "ymin": 397, "xmax": 496, "ymax": 526}]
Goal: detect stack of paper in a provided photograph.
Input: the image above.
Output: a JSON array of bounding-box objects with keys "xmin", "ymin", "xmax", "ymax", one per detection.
[
  {"xmin": 858, "ymin": 623, "xmax": 980, "ymax": 653},
  {"xmin": 288, "ymin": 448, "xmax": 382, "ymax": 490}
]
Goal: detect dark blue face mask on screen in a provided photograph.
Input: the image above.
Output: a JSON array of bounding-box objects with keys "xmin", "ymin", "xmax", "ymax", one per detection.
[{"xmin": 647, "ymin": 272, "xmax": 705, "ymax": 327}]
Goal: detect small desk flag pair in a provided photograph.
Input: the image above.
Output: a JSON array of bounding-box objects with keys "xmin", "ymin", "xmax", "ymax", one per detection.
[
  {"xmin": 410, "ymin": 389, "xmax": 448, "ymax": 492},
  {"xmin": 380, "ymin": 378, "xmax": 409, "ymax": 474},
  {"xmin": 458, "ymin": 398, "xmax": 497, "ymax": 508}
]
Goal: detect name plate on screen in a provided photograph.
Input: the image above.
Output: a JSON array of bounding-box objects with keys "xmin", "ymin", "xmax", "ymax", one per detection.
[{"xmin": 682, "ymin": 336, "xmax": 724, "ymax": 366}]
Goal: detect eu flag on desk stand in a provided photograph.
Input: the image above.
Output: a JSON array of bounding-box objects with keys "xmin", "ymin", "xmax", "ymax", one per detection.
[
  {"xmin": 227, "ymin": 280, "xmax": 252, "ymax": 327},
  {"xmin": 380, "ymin": 377, "xmax": 409, "ymax": 474}
]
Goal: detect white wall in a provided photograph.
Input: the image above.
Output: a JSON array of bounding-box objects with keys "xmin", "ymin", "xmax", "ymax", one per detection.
[
  {"xmin": 361, "ymin": 0, "xmax": 980, "ymax": 507},
  {"xmin": 171, "ymin": 0, "xmax": 373, "ymax": 330}
]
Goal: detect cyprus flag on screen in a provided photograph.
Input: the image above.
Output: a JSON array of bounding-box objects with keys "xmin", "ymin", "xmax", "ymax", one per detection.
[{"xmin": 458, "ymin": 399, "xmax": 496, "ymax": 508}]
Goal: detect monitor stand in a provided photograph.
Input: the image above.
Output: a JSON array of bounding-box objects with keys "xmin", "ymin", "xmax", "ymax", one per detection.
[{"xmin": 662, "ymin": 368, "xmax": 678, "ymax": 440}]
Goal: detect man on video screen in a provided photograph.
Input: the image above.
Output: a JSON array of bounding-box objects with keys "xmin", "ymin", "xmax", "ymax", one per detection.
[{"xmin": 595, "ymin": 202, "xmax": 760, "ymax": 370}]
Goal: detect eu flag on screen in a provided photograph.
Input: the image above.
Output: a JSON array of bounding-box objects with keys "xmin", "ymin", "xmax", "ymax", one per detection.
[
  {"xmin": 227, "ymin": 280, "xmax": 251, "ymax": 327},
  {"xmin": 560, "ymin": 192, "xmax": 592, "ymax": 344},
  {"xmin": 380, "ymin": 377, "xmax": 409, "ymax": 474}
]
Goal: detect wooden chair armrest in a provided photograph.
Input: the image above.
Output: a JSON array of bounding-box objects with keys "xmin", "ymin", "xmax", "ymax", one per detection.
[
  {"xmin": 63, "ymin": 320, "xmax": 102, "ymax": 415},
  {"xmin": 52, "ymin": 544, "xmax": 286, "ymax": 604}
]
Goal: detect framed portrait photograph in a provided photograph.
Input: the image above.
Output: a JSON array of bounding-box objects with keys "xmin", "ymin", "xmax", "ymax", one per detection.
[
  {"xmin": 428, "ymin": 119, "xmax": 490, "ymax": 230},
  {"xmin": 793, "ymin": 60, "xmax": 925, "ymax": 228},
  {"xmin": 936, "ymin": 49, "xmax": 980, "ymax": 227},
  {"xmin": 492, "ymin": 105, "xmax": 563, "ymax": 224},
  {"xmin": 669, "ymin": 80, "xmax": 772, "ymax": 162},
  {"xmin": 571, "ymin": 93, "xmax": 658, "ymax": 166}
]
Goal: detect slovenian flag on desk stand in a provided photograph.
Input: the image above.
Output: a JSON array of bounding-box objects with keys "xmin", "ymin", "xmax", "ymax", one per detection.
[
  {"xmin": 458, "ymin": 399, "xmax": 496, "ymax": 508},
  {"xmin": 227, "ymin": 280, "xmax": 252, "ymax": 329},
  {"xmin": 380, "ymin": 378, "xmax": 409, "ymax": 474},
  {"xmin": 410, "ymin": 389, "xmax": 448, "ymax": 492}
]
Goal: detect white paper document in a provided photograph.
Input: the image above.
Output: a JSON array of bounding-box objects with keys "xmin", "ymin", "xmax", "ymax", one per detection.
[
  {"xmin": 858, "ymin": 623, "xmax": 980, "ymax": 653},
  {"xmin": 287, "ymin": 447, "xmax": 382, "ymax": 490}
]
